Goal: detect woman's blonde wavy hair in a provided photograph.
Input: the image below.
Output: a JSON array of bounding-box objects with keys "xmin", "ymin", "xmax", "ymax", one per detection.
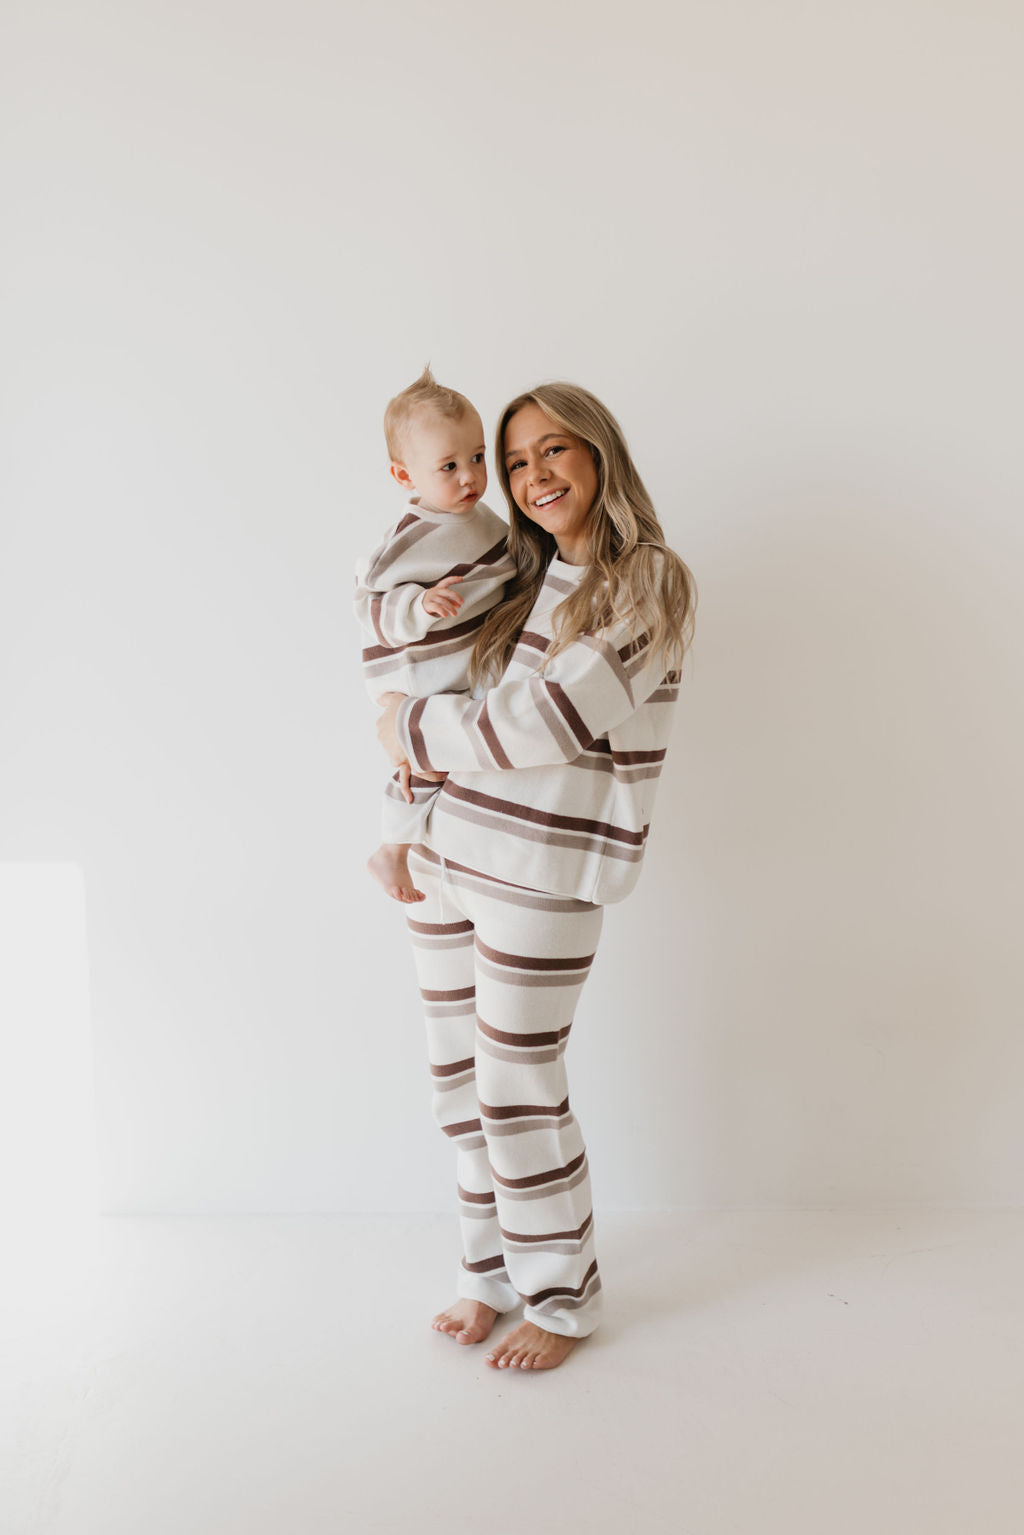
[{"xmin": 470, "ymin": 382, "xmax": 697, "ymax": 688}]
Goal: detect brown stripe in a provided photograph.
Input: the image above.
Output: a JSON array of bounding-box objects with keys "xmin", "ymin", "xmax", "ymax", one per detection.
[
  {"xmin": 439, "ymin": 794, "xmax": 647, "ymax": 864},
  {"xmin": 457, "ymin": 1184, "xmax": 496, "ymax": 1205},
  {"xmin": 420, "ymin": 986, "xmax": 476, "ymax": 1003},
  {"xmin": 617, "ymin": 633, "xmax": 651, "ymax": 662},
  {"xmin": 477, "ymin": 1014, "xmax": 571, "ymax": 1050},
  {"xmin": 545, "ymin": 682, "xmax": 593, "ymax": 751},
  {"xmin": 611, "ymin": 748, "xmax": 666, "ymax": 764},
  {"xmin": 405, "ymin": 697, "xmax": 435, "ymax": 773},
  {"xmin": 461, "ymin": 1254, "xmax": 508, "ymax": 1274},
  {"xmin": 443, "ymin": 1117, "xmax": 482, "ymax": 1138},
  {"xmin": 476, "ymin": 702, "xmax": 514, "ymax": 770},
  {"xmin": 362, "ymin": 514, "xmax": 433, "ymax": 583},
  {"xmin": 361, "ymin": 610, "xmax": 487, "ymax": 662},
  {"xmin": 480, "ymin": 1097, "xmax": 571, "ymax": 1120},
  {"xmin": 444, "ymin": 538, "xmax": 510, "ymax": 577},
  {"xmin": 490, "ymin": 1149, "xmax": 586, "ymax": 1191},
  {"xmin": 475, "ymin": 938, "xmax": 595, "ymax": 974},
  {"xmin": 444, "ymin": 780, "xmax": 647, "ymax": 846},
  {"xmin": 430, "ymin": 1057, "xmax": 476, "ymax": 1079},
  {"xmin": 516, "ymin": 630, "xmax": 551, "ymax": 654},
  {"xmin": 500, "ymin": 1212, "xmax": 593, "ymax": 1245},
  {"xmin": 521, "ymin": 1257, "xmax": 600, "ymax": 1307}
]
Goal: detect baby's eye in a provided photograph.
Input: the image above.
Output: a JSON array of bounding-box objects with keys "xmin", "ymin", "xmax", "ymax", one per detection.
[
  {"xmin": 441, "ymin": 462, "xmax": 456, "ymax": 472},
  {"xmin": 472, "ymin": 453, "xmax": 485, "ymax": 464}
]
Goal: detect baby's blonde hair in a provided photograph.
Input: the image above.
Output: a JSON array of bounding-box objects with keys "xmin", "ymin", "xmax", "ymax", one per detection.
[{"xmin": 383, "ymin": 365, "xmax": 475, "ymax": 461}]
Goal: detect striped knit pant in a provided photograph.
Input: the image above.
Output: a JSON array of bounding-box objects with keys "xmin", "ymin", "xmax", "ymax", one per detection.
[{"xmin": 406, "ymin": 844, "xmax": 605, "ymax": 1338}]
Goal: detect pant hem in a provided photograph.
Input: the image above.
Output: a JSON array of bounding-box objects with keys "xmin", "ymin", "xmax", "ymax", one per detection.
[{"xmin": 522, "ymin": 1303, "xmax": 601, "ymax": 1339}]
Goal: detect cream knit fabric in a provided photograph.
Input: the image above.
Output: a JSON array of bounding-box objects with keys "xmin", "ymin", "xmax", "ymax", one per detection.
[
  {"xmin": 354, "ymin": 495, "xmax": 514, "ymax": 704},
  {"xmin": 395, "ymin": 555, "xmax": 681, "ymax": 905}
]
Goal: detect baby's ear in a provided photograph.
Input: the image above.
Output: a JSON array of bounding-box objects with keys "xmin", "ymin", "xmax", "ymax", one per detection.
[{"xmin": 389, "ymin": 460, "xmax": 414, "ymax": 490}]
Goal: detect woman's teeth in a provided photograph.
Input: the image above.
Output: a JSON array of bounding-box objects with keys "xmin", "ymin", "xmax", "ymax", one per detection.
[{"xmin": 535, "ymin": 489, "xmax": 566, "ymax": 508}]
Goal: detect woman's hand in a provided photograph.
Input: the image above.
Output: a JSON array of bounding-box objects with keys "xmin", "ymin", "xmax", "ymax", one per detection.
[
  {"xmin": 377, "ymin": 692, "xmax": 413, "ymax": 802},
  {"xmin": 376, "ymin": 692, "xmax": 408, "ymax": 764}
]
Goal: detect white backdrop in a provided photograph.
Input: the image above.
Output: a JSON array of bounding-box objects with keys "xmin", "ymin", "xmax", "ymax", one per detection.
[{"xmin": 2, "ymin": 0, "xmax": 1022, "ymax": 1214}]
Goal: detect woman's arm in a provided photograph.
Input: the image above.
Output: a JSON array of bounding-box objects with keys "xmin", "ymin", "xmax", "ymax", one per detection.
[{"xmin": 388, "ymin": 622, "xmax": 673, "ymax": 776}]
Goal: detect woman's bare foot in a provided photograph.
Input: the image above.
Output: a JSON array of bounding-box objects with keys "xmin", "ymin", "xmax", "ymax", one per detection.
[
  {"xmin": 485, "ymin": 1321, "xmax": 577, "ymax": 1371},
  {"xmin": 367, "ymin": 844, "xmax": 425, "ymax": 903},
  {"xmin": 431, "ymin": 1299, "xmax": 499, "ymax": 1345}
]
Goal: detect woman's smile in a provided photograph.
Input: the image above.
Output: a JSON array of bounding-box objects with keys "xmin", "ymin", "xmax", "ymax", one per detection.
[{"xmin": 504, "ymin": 402, "xmax": 599, "ymax": 564}]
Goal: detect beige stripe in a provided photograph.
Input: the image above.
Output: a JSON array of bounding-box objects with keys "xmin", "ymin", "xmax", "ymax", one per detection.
[
  {"xmin": 438, "ymin": 795, "xmax": 647, "ymax": 863},
  {"xmin": 534, "ymin": 686, "xmax": 581, "ymax": 761},
  {"xmin": 493, "ymin": 1163, "xmax": 591, "ymax": 1201},
  {"xmin": 363, "ymin": 517, "xmax": 434, "ymax": 582},
  {"xmin": 432, "ymin": 1069, "xmax": 476, "ymax": 1092},
  {"xmin": 445, "ymin": 782, "xmax": 646, "ymax": 845},
  {"xmin": 500, "ymin": 1212, "xmax": 593, "ymax": 1245},
  {"xmin": 481, "ymin": 1111, "xmax": 574, "ymax": 1137},
  {"xmin": 476, "ymin": 956, "xmax": 591, "ymax": 990},
  {"xmin": 478, "ymin": 1038, "xmax": 564, "ymax": 1065},
  {"xmin": 409, "ymin": 846, "xmax": 597, "ymax": 913}
]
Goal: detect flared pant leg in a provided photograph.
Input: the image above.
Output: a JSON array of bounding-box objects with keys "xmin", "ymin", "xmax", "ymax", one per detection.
[{"xmin": 406, "ymin": 845, "xmax": 605, "ymax": 1338}]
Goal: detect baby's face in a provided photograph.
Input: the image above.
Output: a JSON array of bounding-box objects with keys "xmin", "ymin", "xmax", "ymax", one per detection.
[{"xmin": 393, "ymin": 408, "xmax": 487, "ymax": 513}]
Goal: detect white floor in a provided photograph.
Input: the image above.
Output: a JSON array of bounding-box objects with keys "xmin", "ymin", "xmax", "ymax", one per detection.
[{"xmin": 3, "ymin": 1209, "xmax": 1023, "ymax": 1534}]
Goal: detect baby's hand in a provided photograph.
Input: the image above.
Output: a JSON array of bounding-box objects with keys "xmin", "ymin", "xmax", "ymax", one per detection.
[{"xmin": 421, "ymin": 575, "xmax": 464, "ymax": 619}]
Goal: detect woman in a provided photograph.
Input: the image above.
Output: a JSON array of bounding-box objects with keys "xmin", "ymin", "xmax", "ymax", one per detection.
[{"xmin": 376, "ymin": 382, "xmax": 696, "ymax": 1371}]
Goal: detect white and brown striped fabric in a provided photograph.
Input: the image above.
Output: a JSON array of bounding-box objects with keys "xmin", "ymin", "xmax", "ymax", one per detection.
[
  {"xmin": 353, "ymin": 495, "xmax": 514, "ymax": 704},
  {"xmin": 395, "ymin": 554, "xmax": 681, "ymax": 904},
  {"xmin": 355, "ymin": 496, "xmax": 514, "ymax": 846},
  {"xmin": 406, "ymin": 844, "xmax": 604, "ymax": 1338}
]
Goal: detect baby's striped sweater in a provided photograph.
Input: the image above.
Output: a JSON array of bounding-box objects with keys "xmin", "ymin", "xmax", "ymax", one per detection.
[
  {"xmin": 354, "ymin": 496, "xmax": 515, "ymax": 703},
  {"xmin": 394, "ymin": 555, "xmax": 681, "ymax": 906}
]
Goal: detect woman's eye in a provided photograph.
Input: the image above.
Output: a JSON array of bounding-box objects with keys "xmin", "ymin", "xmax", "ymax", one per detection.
[
  {"xmin": 546, "ymin": 445, "xmax": 564, "ymax": 457},
  {"xmin": 507, "ymin": 459, "xmax": 525, "ymax": 473}
]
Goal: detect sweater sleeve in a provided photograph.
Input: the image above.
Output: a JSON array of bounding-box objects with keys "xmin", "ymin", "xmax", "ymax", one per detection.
[
  {"xmin": 352, "ymin": 569, "xmax": 438, "ymax": 648},
  {"xmin": 394, "ymin": 622, "xmax": 671, "ymax": 774}
]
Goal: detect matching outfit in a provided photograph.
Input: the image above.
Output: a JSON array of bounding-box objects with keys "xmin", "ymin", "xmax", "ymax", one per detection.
[
  {"xmin": 394, "ymin": 554, "xmax": 681, "ymax": 1337},
  {"xmin": 353, "ymin": 495, "xmax": 515, "ymax": 844}
]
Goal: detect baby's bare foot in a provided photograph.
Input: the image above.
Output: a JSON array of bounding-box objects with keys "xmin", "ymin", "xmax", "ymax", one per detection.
[
  {"xmin": 431, "ymin": 1299, "xmax": 499, "ymax": 1345},
  {"xmin": 485, "ymin": 1321, "xmax": 578, "ymax": 1371},
  {"xmin": 367, "ymin": 844, "xmax": 425, "ymax": 903}
]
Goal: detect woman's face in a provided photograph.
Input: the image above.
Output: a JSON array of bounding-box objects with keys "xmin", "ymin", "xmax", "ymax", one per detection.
[{"xmin": 503, "ymin": 403, "xmax": 599, "ymax": 566}]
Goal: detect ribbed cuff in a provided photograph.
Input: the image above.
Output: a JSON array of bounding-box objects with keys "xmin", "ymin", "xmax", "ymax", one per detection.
[{"xmin": 395, "ymin": 696, "xmax": 432, "ymax": 774}]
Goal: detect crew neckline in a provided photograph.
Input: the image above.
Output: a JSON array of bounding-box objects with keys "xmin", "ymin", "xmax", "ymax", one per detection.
[
  {"xmin": 407, "ymin": 494, "xmax": 487, "ymax": 526},
  {"xmin": 548, "ymin": 553, "xmax": 589, "ymax": 581}
]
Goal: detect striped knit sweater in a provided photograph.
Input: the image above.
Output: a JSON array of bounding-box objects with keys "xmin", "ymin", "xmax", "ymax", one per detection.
[
  {"xmin": 395, "ymin": 555, "xmax": 681, "ymax": 906},
  {"xmin": 354, "ymin": 496, "xmax": 515, "ymax": 703}
]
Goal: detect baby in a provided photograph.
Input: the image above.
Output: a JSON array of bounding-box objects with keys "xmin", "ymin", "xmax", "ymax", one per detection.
[{"xmin": 354, "ymin": 367, "xmax": 515, "ymax": 902}]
